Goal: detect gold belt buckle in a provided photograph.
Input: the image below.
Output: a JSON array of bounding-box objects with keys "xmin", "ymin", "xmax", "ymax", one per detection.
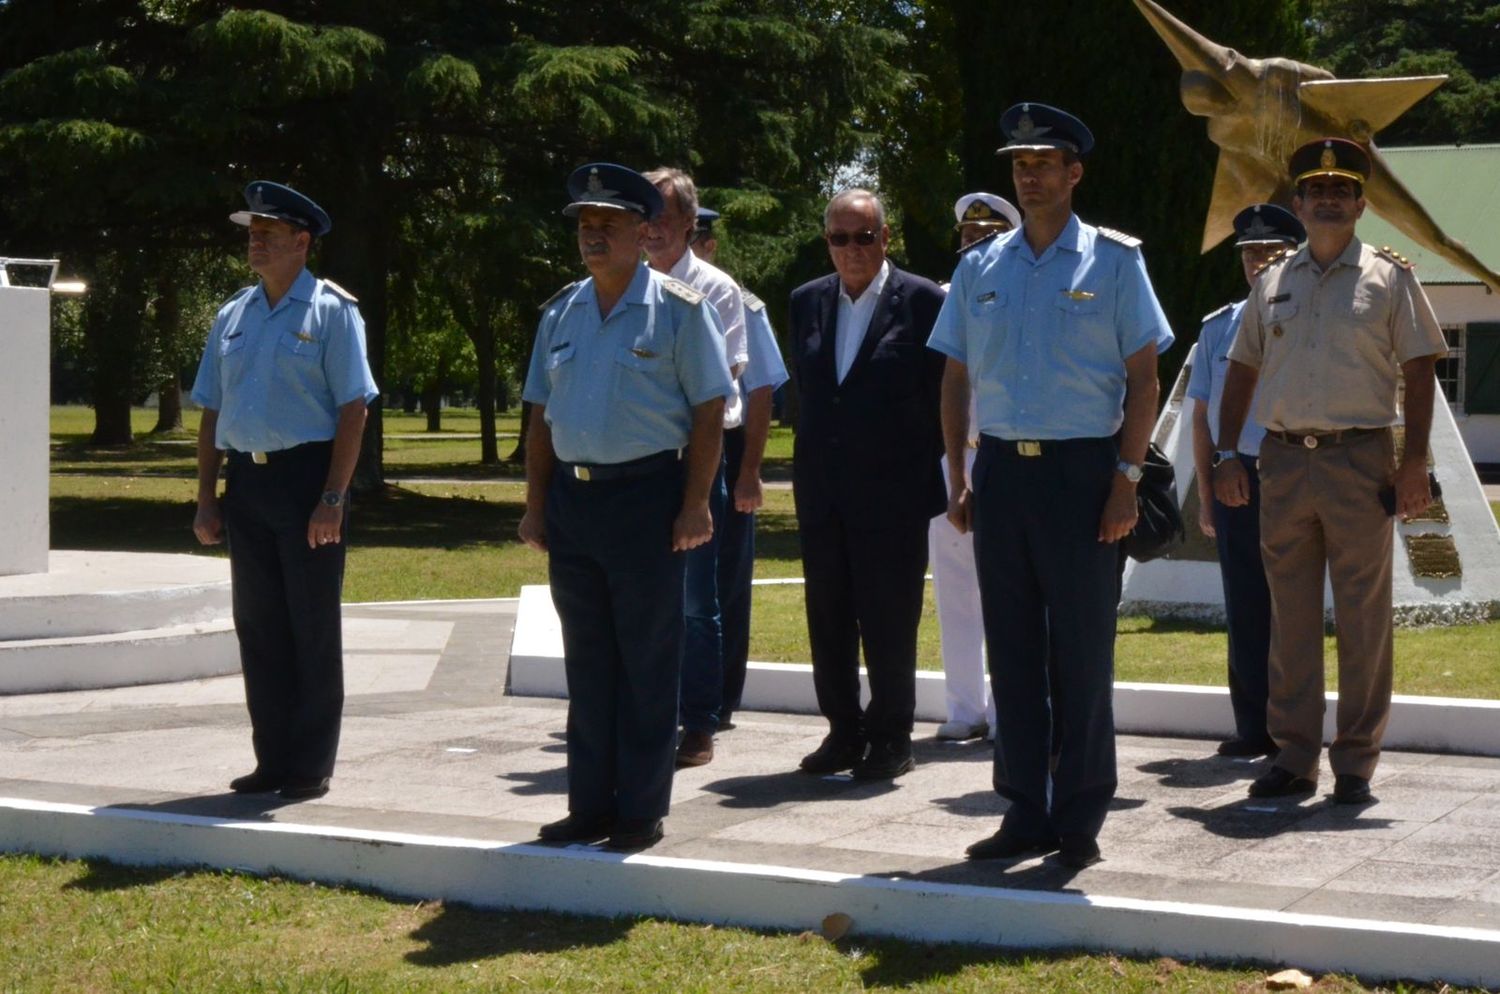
[
  {"xmin": 1302, "ymin": 434, "xmax": 1318, "ymax": 450},
  {"xmin": 251, "ymin": 451, "xmax": 268, "ymax": 464},
  {"xmin": 966, "ymin": 439, "xmax": 979, "ymax": 450},
  {"xmin": 573, "ymin": 465, "xmax": 592, "ymax": 481},
  {"xmin": 1017, "ymin": 440, "xmax": 1042, "ymax": 457}
]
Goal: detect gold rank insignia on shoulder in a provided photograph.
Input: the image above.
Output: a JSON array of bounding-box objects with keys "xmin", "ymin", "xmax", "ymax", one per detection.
[
  {"xmin": 661, "ymin": 277, "xmax": 706, "ymax": 305},
  {"xmin": 1063, "ymin": 289, "xmax": 1096, "ymax": 301},
  {"xmin": 321, "ymin": 279, "xmax": 358, "ymax": 302},
  {"xmin": 630, "ymin": 347, "xmax": 658, "ymax": 359},
  {"xmin": 1376, "ymin": 245, "xmax": 1413, "ymax": 270},
  {"xmin": 1255, "ymin": 248, "xmax": 1290, "ymax": 277}
]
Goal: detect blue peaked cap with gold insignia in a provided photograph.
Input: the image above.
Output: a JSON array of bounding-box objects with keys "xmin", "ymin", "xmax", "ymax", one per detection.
[
  {"xmin": 1232, "ymin": 203, "xmax": 1305, "ymax": 248},
  {"xmin": 228, "ymin": 181, "xmax": 332, "ymax": 237},
  {"xmin": 995, "ymin": 102, "xmax": 1094, "ymax": 156},
  {"xmin": 563, "ymin": 162, "xmax": 664, "ymax": 220}
]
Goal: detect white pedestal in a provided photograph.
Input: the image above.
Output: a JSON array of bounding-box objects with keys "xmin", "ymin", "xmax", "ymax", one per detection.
[{"xmin": 0, "ymin": 286, "xmax": 49, "ymax": 575}]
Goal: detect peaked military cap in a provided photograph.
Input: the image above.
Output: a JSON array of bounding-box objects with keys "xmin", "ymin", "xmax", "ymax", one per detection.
[
  {"xmin": 996, "ymin": 102, "xmax": 1094, "ymax": 156},
  {"xmin": 229, "ymin": 181, "xmax": 332, "ymax": 237},
  {"xmin": 1233, "ymin": 203, "xmax": 1305, "ymax": 247},
  {"xmin": 1290, "ymin": 138, "xmax": 1370, "ymax": 186},
  {"xmin": 953, "ymin": 192, "xmax": 1021, "ymax": 232},
  {"xmin": 694, "ymin": 206, "xmax": 720, "ymax": 238},
  {"xmin": 563, "ymin": 162, "xmax": 663, "ymax": 220}
]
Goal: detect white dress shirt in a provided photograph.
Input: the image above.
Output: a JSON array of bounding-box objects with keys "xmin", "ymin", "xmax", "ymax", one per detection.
[
  {"xmin": 835, "ymin": 260, "xmax": 889, "ymax": 384},
  {"xmin": 668, "ymin": 248, "xmax": 749, "ymax": 427}
]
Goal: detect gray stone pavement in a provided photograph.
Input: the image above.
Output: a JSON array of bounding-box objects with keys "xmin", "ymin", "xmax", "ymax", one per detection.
[{"xmin": 2, "ymin": 597, "xmax": 1500, "ymax": 933}]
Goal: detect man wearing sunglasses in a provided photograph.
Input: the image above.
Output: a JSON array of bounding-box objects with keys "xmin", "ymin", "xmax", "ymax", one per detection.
[
  {"xmin": 928, "ymin": 103, "xmax": 1172, "ymax": 869},
  {"xmin": 788, "ymin": 189, "xmax": 947, "ymax": 780}
]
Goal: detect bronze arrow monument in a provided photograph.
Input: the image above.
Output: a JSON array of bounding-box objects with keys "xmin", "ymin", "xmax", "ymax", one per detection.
[{"xmin": 1134, "ymin": 0, "xmax": 1500, "ymax": 293}]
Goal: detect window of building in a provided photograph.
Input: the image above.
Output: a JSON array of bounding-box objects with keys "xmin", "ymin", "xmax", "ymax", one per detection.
[{"xmin": 1436, "ymin": 326, "xmax": 1465, "ymax": 408}]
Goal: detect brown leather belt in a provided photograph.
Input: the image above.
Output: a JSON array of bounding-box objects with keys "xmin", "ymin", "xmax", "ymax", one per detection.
[{"xmin": 1268, "ymin": 427, "xmax": 1384, "ymax": 450}]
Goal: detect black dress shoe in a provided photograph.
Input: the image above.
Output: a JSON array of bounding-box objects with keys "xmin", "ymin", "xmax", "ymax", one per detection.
[
  {"xmin": 229, "ymin": 770, "xmax": 284, "ymax": 794},
  {"xmin": 965, "ymin": 829, "xmax": 1060, "ymax": 861},
  {"xmin": 1332, "ymin": 774, "xmax": 1373, "ymax": 805},
  {"xmin": 1216, "ymin": 735, "xmax": 1278, "ymax": 758},
  {"xmin": 717, "ymin": 714, "xmax": 737, "ymax": 732},
  {"xmin": 538, "ymin": 812, "xmax": 615, "ymax": 843},
  {"xmin": 278, "ymin": 776, "xmax": 330, "ymax": 800},
  {"xmin": 1057, "ymin": 835, "xmax": 1102, "ymax": 869},
  {"xmin": 606, "ymin": 818, "xmax": 663, "ymax": 851},
  {"xmin": 851, "ymin": 739, "xmax": 914, "ymax": 780},
  {"xmin": 1248, "ymin": 765, "xmax": 1317, "ymax": 798},
  {"xmin": 799, "ymin": 735, "xmax": 865, "ymax": 775}
]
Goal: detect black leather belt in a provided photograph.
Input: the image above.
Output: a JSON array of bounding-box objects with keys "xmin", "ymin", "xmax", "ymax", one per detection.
[
  {"xmin": 558, "ymin": 448, "xmax": 681, "ymax": 482},
  {"xmin": 228, "ymin": 440, "xmax": 332, "ymax": 465},
  {"xmin": 979, "ymin": 435, "xmax": 1109, "ymax": 457},
  {"xmin": 1268, "ymin": 427, "xmax": 1383, "ymax": 450}
]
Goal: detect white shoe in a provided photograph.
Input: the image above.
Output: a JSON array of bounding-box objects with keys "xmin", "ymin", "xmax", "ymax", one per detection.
[{"xmin": 936, "ymin": 719, "xmax": 988, "ymax": 741}]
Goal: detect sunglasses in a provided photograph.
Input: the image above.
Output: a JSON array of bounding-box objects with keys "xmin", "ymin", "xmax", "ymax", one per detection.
[{"xmin": 825, "ymin": 230, "xmax": 878, "ymax": 247}]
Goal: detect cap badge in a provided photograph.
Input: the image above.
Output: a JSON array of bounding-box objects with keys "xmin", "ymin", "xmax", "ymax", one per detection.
[
  {"xmin": 964, "ymin": 202, "xmax": 994, "ymax": 221},
  {"xmin": 1012, "ymin": 114, "xmax": 1052, "ymax": 142},
  {"xmin": 585, "ymin": 168, "xmax": 604, "ymax": 195},
  {"xmin": 1243, "ymin": 216, "xmax": 1276, "ymax": 239},
  {"xmin": 246, "ymin": 186, "xmax": 270, "ymax": 212},
  {"xmin": 1320, "ymin": 146, "xmax": 1337, "ymax": 169}
]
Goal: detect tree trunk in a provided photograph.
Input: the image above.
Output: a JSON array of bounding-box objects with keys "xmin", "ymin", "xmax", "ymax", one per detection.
[
  {"xmin": 472, "ymin": 317, "xmax": 499, "ymax": 464},
  {"xmin": 422, "ymin": 380, "xmax": 443, "ymax": 432},
  {"xmin": 509, "ymin": 400, "xmax": 531, "ymax": 463},
  {"xmin": 152, "ymin": 377, "xmax": 183, "ymax": 433}
]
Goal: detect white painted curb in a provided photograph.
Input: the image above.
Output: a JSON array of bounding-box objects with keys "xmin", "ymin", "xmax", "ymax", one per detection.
[
  {"xmin": 510, "ymin": 585, "xmax": 1500, "ymax": 756},
  {"xmin": 1, "ymin": 797, "xmax": 1496, "ymax": 989}
]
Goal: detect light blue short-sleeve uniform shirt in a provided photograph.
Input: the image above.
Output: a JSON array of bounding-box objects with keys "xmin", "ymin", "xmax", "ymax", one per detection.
[
  {"xmin": 741, "ymin": 292, "xmax": 789, "ymax": 393},
  {"xmin": 1185, "ymin": 300, "xmax": 1266, "ymax": 457},
  {"xmin": 522, "ymin": 262, "xmax": 735, "ymax": 465},
  {"xmin": 927, "ymin": 215, "xmax": 1173, "ymax": 440},
  {"xmin": 190, "ymin": 267, "xmax": 379, "ymax": 453}
]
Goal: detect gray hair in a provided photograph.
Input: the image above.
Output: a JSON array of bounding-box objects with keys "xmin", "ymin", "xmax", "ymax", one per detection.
[
  {"xmin": 643, "ymin": 166, "xmax": 698, "ymax": 218},
  {"xmin": 824, "ymin": 189, "xmax": 886, "ymax": 230}
]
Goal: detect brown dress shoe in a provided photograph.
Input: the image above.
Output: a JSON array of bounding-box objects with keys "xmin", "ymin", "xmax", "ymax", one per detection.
[{"xmin": 676, "ymin": 729, "xmax": 714, "ymax": 768}]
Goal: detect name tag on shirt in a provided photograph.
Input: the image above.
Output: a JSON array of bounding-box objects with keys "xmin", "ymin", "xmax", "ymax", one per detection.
[
  {"xmin": 1269, "ymin": 293, "xmax": 1291, "ymax": 304},
  {"xmin": 976, "ymin": 291, "xmax": 996, "ymax": 303},
  {"xmin": 295, "ymin": 331, "xmax": 315, "ymax": 343},
  {"xmin": 1063, "ymin": 290, "xmax": 1096, "ymax": 301},
  {"xmin": 630, "ymin": 348, "xmax": 658, "ymax": 359}
]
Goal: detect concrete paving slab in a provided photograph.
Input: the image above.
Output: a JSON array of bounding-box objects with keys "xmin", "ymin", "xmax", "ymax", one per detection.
[{"xmin": 1, "ymin": 598, "xmax": 1500, "ymax": 988}]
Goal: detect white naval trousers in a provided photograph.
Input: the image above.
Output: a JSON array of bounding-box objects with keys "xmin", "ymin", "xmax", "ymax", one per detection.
[{"xmin": 929, "ymin": 447, "xmax": 995, "ymax": 729}]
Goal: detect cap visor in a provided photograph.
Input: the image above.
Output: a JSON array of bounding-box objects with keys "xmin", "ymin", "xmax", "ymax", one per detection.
[
  {"xmin": 1236, "ymin": 237, "xmax": 1299, "ymax": 247},
  {"xmin": 1294, "ymin": 168, "xmax": 1366, "ymax": 185},
  {"xmin": 563, "ymin": 199, "xmax": 646, "ymax": 218}
]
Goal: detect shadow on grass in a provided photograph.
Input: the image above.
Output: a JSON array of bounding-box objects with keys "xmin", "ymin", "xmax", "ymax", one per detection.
[
  {"xmin": 60, "ymin": 858, "xmax": 192, "ymax": 893},
  {"xmin": 51, "ymin": 484, "xmax": 524, "ymax": 554},
  {"xmin": 404, "ymin": 905, "xmax": 631, "ymax": 967}
]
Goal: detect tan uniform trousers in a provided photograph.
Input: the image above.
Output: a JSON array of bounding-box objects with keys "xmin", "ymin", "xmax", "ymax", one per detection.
[{"xmin": 1257, "ymin": 428, "xmax": 1395, "ymax": 781}]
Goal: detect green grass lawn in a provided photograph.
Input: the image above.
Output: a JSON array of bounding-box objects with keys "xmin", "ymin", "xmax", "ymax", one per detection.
[
  {"xmin": 0, "ymin": 854, "xmax": 1467, "ymax": 994},
  {"xmin": 46, "ymin": 404, "xmax": 1500, "ymax": 697}
]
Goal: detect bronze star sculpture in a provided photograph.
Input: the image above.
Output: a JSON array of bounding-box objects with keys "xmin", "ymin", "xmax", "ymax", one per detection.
[{"xmin": 1135, "ymin": 0, "xmax": 1500, "ymax": 293}]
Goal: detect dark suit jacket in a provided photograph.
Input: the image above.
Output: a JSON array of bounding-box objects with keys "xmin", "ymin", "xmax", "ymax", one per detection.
[{"xmin": 788, "ymin": 263, "xmax": 947, "ymax": 530}]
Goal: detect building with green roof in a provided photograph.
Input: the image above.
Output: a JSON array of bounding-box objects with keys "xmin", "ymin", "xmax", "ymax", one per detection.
[{"xmin": 1356, "ymin": 144, "xmax": 1500, "ymax": 466}]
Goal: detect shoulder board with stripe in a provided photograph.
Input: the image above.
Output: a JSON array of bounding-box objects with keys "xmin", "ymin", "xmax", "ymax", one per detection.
[
  {"xmin": 1375, "ymin": 244, "xmax": 1413, "ymax": 270},
  {"xmin": 1096, "ymin": 227, "xmax": 1142, "ymax": 249},
  {"xmin": 1254, "ymin": 247, "xmax": 1291, "ymax": 278},
  {"xmin": 742, "ymin": 291, "xmax": 766, "ymax": 313},
  {"xmin": 1200, "ymin": 302, "xmax": 1235, "ymax": 324},
  {"xmin": 538, "ymin": 280, "xmax": 580, "ymax": 312},
  {"xmin": 661, "ymin": 277, "xmax": 706, "ymax": 306},
  {"xmin": 320, "ymin": 278, "xmax": 358, "ymax": 303},
  {"xmin": 228, "ymin": 285, "xmax": 255, "ymax": 303},
  {"xmin": 958, "ymin": 230, "xmax": 1001, "ymax": 255}
]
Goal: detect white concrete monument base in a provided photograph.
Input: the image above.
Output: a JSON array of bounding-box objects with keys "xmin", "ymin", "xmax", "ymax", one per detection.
[{"xmin": 0, "ymin": 551, "xmax": 239, "ymax": 694}]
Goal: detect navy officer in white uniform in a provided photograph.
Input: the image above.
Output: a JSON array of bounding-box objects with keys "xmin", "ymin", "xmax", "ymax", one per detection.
[
  {"xmin": 192, "ymin": 181, "xmax": 378, "ymax": 802},
  {"xmin": 928, "ymin": 104, "xmax": 1172, "ymax": 869},
  {"xmin": 518, "ymin": 163, "xmax": 734, "ymax": 851},
  {"xmin": 1187, "ymin": 203, "xmax": 1304, "ymax": 759}
]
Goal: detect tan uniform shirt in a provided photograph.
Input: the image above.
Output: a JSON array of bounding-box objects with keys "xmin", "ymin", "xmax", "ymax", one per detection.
[{"xmin": 1228, "ymin": 238, "xmax": 1445, "ymax": 431}]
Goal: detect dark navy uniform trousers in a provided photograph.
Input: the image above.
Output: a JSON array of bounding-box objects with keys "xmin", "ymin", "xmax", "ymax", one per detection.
[
  {"xmin": 546, "ymin": 457, "xmax": 686, "ymax": 823},
  {"xmin": 717, "ymin": 425, "xmax": 755, "ymax": 724},
  {"xmin": 1212, "ymin": 455, "xmax": 1272, "ymax": 743},
  {"xmin": 223, "ymin": 442, "xmax": 346, "ymax": 782},
  {"xmin": 972, "ymin": 435, "xmax": 1119, "ymax": 843}
]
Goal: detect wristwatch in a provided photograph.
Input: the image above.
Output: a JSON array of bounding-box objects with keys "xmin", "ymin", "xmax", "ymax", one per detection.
[
  {"xmin": 320, "ymin": 490, "xmax": 345, "ymax": 508},
  {"xmin": 1211, "ymin": 449, "xmax": 1238, "ymax": 468},
  {"xmin": 1115, "ymin": 459, "xmax": 1143, "ymax": 483}
]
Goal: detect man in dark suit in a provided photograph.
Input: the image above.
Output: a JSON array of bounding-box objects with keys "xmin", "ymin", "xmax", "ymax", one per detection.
[{"xmin": 788, "ymin": 188, "xmax": 946, "ymax": 780}]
